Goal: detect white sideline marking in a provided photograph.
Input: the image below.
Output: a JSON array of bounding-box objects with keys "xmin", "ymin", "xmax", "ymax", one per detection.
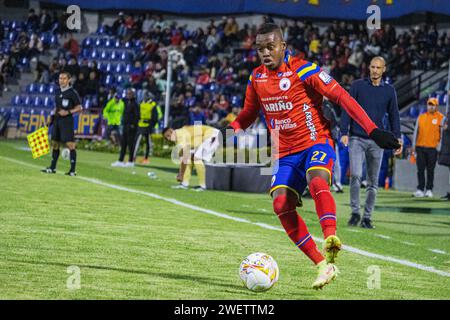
[
  {"xmin": 429, "ymin": 249, "xmax": 446, "ymax": 255},
  {"xmin": 374, "ymin": 234, "xmax": 392, "ymax": 239},
  {"xmin": 346, "ymin": 229, "xmax": 362, "ymax": 233},
  {"xmin": 401, "ymin": 241, "xmax": 416, "ymax": 246},
  {"xmin": 2, "ymin": 155, "xmax": 450, "ymax": 278}
]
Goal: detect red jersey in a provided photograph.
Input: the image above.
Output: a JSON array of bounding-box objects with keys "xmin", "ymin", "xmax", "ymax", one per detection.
[{"xmin": 230, "ymin": 54, "xmax": 378, "ymax": 159}]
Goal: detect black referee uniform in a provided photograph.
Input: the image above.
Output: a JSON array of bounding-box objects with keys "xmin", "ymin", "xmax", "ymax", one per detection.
[
  {"xmin": 45, "ymin": 86, "xmax": 81, "ymax": 174},
  {"xmin": 52, "ymin": 87, "xmax": 81, "ymax": 143}
]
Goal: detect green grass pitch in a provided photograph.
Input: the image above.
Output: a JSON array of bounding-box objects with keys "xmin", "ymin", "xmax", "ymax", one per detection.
[{"xmin": 0, "ymin": 140, "xmax": 449, "ymax": 299}]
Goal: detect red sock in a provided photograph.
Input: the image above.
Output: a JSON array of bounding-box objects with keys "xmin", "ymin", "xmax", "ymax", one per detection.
[
  {"xmin": 273, "ymin": 194, "xmax": 325, "ymax": 265},
  {"xmin": 308, "ymin": 176, "xmax": 337, "ymax": 239}
]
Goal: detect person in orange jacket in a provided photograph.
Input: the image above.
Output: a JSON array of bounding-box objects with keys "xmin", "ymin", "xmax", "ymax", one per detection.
[{"xmin": 412, "ymin": 97, "xmax": 446, "ymax": 198}]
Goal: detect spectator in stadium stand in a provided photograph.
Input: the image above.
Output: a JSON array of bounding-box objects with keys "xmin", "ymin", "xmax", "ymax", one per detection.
[
  {"xmin": 111, "ymin": 89, "xmax": 140, "ymax": 168},
  {"xmin": 340, "ymin": 56, "xmax": 402, "ymax": 229},
  {"xmin": 412, "ymin": 97, "xmax": 446, "ymax": 199},
  {"xmin": 0, "ymin": 54, "xmax": 13, "ymax": 92},
  {"xmin": 25, "ymin": 8, "xmax": 40, "ymax": 31},
  {"xmin": 0, "ymin": 19, "xmax": 4, "ymax": 42},
  {"xmin": 188, "ymin": 105, "xmax": 207, "ymax": 125},
  {"xmin": 63, "ymin": 34, "xmax": 80, "ymax": 57},
  {"xmin": 28, "ymin": 33, "xmax": 44, "ymax": 58},
  {"xmin": 103, "ymin": 93, "xmax": 125, "ymax": 146},
  {"xmin": 39, "ymin": 8, "xmax": 52, "ymax": 32},
  {"xmin": 64, "ymin": 56, "xmax": 80, "ymax": 80},
  {"xmin": 85, "ymin": 71, "xmax": 100, "ymax": 96}
]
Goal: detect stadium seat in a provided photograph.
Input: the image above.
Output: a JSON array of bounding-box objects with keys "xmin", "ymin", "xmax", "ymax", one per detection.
[
  {"xmin": 47, "ymin": 84, "xmax": 57, "ymax": 94},
  {"xmin": 49, "ymin": 35, "xmax": 58, "ymax": 46},
  {"xmin": 83, "ymin": 37, "xmax": 92, "ymax": 47},
  {"xmin": 110, "ymin": 50, "xmax": 118, "ymax": 60},
  {"xmin": 90, "ymin": 49, "xmax": 98, "ymax": 59},
  {"xmin": 115, "ymin": 63, "xmax": 125, "ymax": 73},
  {"xmin": 38, "ymin": 83, "xmax": 47, "ymax": 94},
  {"xmin": 11, "ymin": 95, "xmax": 23, "ymax": 106},
  {"xmin": 94, "ymin": 38, "xmax": 103, "ymax": 47},
  {"xmin": 26, "ymin": 83, "xmax": 37, "ymax": 94},
  {"xmin": 100, "ymin": 50, "xmax": 109, "ymax": 60},
  {"xmin": 104, "ymin": 38, "xmax": 113, "ymax": 48},
  {"xmin": 105, "ymin": 62, "xmax": 113, "ymax": 73},
  {"xmin": 83, "ymin": 97, "xmax": 92, "ymax": 109},
  {"xmin": 43, "ymin": 96, "xmax": 52, "ymax": 108},
  {"xmin": 114, "ymin": 39, "xmax": 121, "ymax": 48},
  {"xmin": 419, "ymin": 106, "xmax": 427, "ymax": 114},
  {"xmin": 408, "ymin": 106, "xmax": 419, "ymax": 118},
  {"xmin": 33, "ymin": 96, "xmax": 42, "ymax": 108},
  {"xmin": 23, "ymin": 95, "xmax": 33, "ymax": 107},
  {"xmin": 104, "ymin": 74, "xmax": 115, "ymax": 86},
  {"xmin": 125, "ymin": 63, "xmax": 132, "ymax": 73},
  {"xmin": 116, "ymin": 75, "xmax": 125, "ymax": 85},
  {"xmin": 120, "ymin": 51, "xmax": 129, "ymax": 61},
  {"xmin": 96, "ymin": 25, "xmax": 106, "ymax": 35}
]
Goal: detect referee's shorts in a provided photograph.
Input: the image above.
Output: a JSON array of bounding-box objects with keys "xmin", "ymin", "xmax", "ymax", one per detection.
[{"xmin": 51, "ymin": 116, "xmax": 75, "ymax": 143}]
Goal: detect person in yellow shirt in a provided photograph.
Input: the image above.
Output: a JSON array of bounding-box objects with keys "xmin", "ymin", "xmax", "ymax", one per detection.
[
  {"xmin": 163, "ymin": 124, "xmax": 219, "ymax": 191},
  {"xmin": 133, "ymin": 94, "xmax": 161, "ymax": 164},
  {"xmin": 412, "ymin": 97, "xmax": 445, "ymax": 198}
]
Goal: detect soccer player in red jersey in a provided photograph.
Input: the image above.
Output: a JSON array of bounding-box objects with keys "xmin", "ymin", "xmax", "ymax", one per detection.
[{"xmin": 223, "ymin": 24, "xmax": 400, "ymax": 289}]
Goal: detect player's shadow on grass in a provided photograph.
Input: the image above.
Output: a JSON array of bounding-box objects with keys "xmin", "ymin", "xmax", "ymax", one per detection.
[{"xmin": 5, "ymin": 258, "xmax": 246, "ymax": 292}]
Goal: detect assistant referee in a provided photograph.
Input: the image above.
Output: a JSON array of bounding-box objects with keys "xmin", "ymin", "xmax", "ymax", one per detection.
[{"xmin": 41, "ymin": 71, "xmax": 82, "ymax": 176}]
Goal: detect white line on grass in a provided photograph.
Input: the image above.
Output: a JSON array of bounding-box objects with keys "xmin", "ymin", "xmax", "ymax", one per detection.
[
  {"xmin": 374, "ymin": 234, "xmax": 392, "ymax": 239},
  {"xmin": 429, "ymin": 249, "xmax": 446, "ymax": 255},
  {"xmin": 2, "ymin": 155, "xmax": 450, "ymax": 278}
]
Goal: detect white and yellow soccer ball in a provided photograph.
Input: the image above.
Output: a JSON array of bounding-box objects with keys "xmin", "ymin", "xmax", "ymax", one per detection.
[
  {"xmin": 61, "ymin": 148, "xmax": 70, "ymax": 160},
  {"xmin": 239, "ymin": 252, "xmax": 279, "ymax": 292}
]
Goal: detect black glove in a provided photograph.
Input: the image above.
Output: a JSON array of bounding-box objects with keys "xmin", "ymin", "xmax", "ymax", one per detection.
[
  {"xmin": 369, "ymin": 128, "xmax": 401, "ymax": 149},
  {"xmin": 219, "ymin": 125, "xmax": 234, "ymax": 145}
]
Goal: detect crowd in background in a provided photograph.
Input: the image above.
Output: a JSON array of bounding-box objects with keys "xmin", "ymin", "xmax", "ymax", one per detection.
[
  {"xmin": 0, "ymin": 8, "xmax": 73, "ymax": 94},
  {"xmin": 2, "ymin": 10, "xmax": 449, "ymax": 129}
]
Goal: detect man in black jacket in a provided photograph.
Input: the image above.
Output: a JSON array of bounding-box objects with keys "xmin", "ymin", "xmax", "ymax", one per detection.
[{"xmin": 111, "ymin": 89, "xmax": 140, "ymax": 167}]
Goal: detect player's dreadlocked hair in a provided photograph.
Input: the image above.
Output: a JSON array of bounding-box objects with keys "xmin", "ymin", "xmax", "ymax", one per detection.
[{"xmin": 256, "ymin": 23, "xmax": 283, "ymax": 37}]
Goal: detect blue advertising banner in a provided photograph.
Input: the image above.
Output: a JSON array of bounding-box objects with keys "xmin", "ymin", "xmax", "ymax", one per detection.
[{"xmin": 44, "ymin": 0, "xmax": 450, "ymax": 19}]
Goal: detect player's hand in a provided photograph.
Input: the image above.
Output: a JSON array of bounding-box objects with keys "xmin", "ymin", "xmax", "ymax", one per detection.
[
  {"xmin": 58, "ymin": 110, "xmax": 69, "ymax": 116},
  {"xmin": 369, "ymin": 128, "xmax": 401, "ymax": 149},
  {"xmin": 394, "ymin": 139, "xmax": 403, "ymax": 156},
  {"xmin": 340, "ymin": 135, "xmax": 349, "ymax": 147}
]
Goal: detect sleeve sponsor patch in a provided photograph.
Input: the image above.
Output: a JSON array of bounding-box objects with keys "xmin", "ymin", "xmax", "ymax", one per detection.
[{"xmin": 318, "ymin": 71, "xmax": 333, "ymax": 84}]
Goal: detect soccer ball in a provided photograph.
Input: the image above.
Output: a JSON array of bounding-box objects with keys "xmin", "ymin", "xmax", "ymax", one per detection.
[
  {"xmin": 239, "ymin": 252, "xmax": 279, "ymax": 292},
  {"xmin": 61, "ymin": 148, "xmax": 70, "ymax": 160}
]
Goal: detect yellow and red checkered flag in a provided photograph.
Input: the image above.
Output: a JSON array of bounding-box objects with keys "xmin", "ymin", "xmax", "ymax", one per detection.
[{"xmin": 27, "ymin": 126, "xmax": 50, "ymax": 159}]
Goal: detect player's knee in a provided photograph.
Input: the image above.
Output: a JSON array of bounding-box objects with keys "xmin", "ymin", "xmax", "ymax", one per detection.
[{"xmin": 273, "ymin": 194, "xmax": 296, "ymax": 216}]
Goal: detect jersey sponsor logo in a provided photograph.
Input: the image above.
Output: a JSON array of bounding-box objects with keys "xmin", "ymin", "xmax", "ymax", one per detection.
[
  {"xmin": 62, "ymin": 99, "xmax": 69, "ymax": 107},
  {"xmin": 270, "ymin": 118, "xmax": 297, "ymax": 130},
  {"xmin": 279, "ymin": 78, "xmax": 291, "ymax": 91},
  {"xmin": 302, "ymin": 103, "xmax": 317, "ymax": 141},
  {"xmin": 318, "ymin": 71, "xmax": 333, "ymax": 84},
  {"xmin": 255, "ymin": 73, "xmax": 268, "ymax": 79},
  {"xmin": 432, "ymin": 118, "xmax": 438, "ymax": 125},
  {"xmin": 263, "ymin": 101, "xmax": 294, "ymax": 113},
  {"xmin": 277, "ymin": 71, "xmax": 293, "ymax": 77}
]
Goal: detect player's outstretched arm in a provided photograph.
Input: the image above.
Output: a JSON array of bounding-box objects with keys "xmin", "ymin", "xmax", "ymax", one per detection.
[{"xmin": 305, "ymin": 70, "xmax": 400, "ymax": 150}]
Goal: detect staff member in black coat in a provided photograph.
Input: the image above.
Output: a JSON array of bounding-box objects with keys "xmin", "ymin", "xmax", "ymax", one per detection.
[
  {"xmin": 111, "ymin": 89, "xmax": 140, "ymax": 167},
  {"xmin": 42, "ymin": 71, "xmax": 82, "ymax": 176}
]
